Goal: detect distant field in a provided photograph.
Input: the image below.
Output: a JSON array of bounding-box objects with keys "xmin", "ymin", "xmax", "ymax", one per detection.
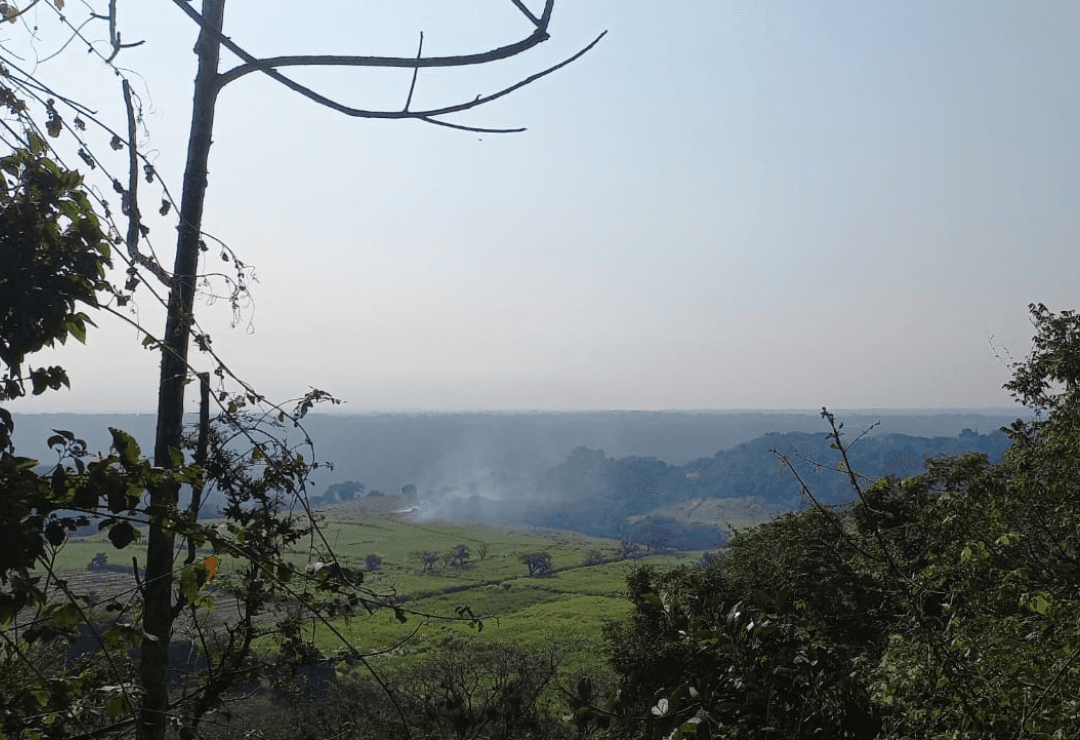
[
  {"xmin": 33, "ymin": 506, "xmax": 720, "ymax": 730},
  {"xmin": 47, "ymin": 507, "xmax": 708, "ymax": 669},
  {"xmin": 298, "ymin": 509, "xmax": 695, "ymax": 661}
]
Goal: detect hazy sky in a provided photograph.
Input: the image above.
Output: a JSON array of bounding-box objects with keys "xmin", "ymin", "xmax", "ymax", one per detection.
[{"xmin": 4, "ymin": 0, "xmax": 1078, "ymax": 413}]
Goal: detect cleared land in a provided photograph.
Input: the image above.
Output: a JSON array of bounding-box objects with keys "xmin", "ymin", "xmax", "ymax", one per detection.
[{"xmin": 43, "ymin": 504, "xmax": 714, "ymax": 672}]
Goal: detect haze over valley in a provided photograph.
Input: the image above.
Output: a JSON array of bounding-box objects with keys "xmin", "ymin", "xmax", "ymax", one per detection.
[{"xmin": 14, "ymin": 408, "xmax": 1022, "ymax": 548}]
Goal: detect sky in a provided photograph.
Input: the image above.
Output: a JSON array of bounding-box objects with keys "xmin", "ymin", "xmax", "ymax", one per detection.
[{"xmin": 3, "ymin": 0, "xmax": 1078, "ymax": 413}]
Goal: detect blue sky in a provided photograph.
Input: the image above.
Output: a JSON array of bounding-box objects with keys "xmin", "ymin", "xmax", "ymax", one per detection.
[{"xmin": 4, "ymin": 0, "xmax": 1078, "ymax": 412}]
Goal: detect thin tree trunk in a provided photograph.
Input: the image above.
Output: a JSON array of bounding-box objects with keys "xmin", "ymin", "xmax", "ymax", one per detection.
[
  {"xmin": 186, "ymin": 373, "xmax": 211, "ymax": 566},
  {"xmin": 141, "ymin": 2, "xmax": 225, "ymax": 739}
]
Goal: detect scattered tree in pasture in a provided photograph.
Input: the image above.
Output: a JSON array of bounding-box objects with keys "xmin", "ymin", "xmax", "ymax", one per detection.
[
  {"xmin": 413, "ymin": 550, "xmax": 441, "ymax": 573},
  {"xmin": 450, "ymin": 544, "xmax": 470, "ymax": 568},
  {"xmin": 521, "ymin": 552, "xmax": 553, "ymax": 577},
  {"xmin": 583, "ymin": 549, "xmax": 607, "ymax": 566},
  {"xmin": 330, "ymin": 480, "xmax": 365, "ymax": 502},
  {"xmin": 88, "ymin": 552, "xmax": 109, "ymax": 571},
  {"xmin": 617, "ymin": 538, "xmax": 643, "ymax": 560}
]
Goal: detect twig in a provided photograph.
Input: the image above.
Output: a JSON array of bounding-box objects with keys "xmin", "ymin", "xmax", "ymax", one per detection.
[
  {"xmin": 509, "ymin": 0, "xmax": 542, "ymax": 28},
  {"xmin": 403, "ymin": 32, "xmax": 423, "ymax": 112}
]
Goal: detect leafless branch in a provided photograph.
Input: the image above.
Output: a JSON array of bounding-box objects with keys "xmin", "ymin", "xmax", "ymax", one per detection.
[
  {"xmin": 509, "ymin": 0, "xmax": 543, "ymax": 27},
  {"xmin": 106, "ymin": 0, "xmax": 118, "ymax": 60},
  {"xmin": 122, "ymin": 80, "xmax": 141, "ymax": 257},
  {"xmin": 166, "ymin": 0, "xmax": 605, "ymax": 129},
  {"xmin": 0, "ymin": 50, "xmax": 171, "ymax": 284},
  {"xmin": 36, "ymin": 15, "xmax": 95, "ymax": 64},
  {"xmin": 403, "ymin": 32, "xmax": 423, "ymax": 113},
  {"xmin": 215, "ymin": 0, "xmax": 556, "ymax": 87},
  {"xmin": 417, "ymin": 116, "xmax": 524, "ymax": 134},
  {"xmin": 120, "ymin": 78, "xmax": 171, "ymax": 284}
]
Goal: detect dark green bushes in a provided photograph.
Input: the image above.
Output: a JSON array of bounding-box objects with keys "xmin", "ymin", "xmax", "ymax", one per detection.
[{"xmin": 605, "ymin": 304, "xmax": 1080, "ymax": 739}]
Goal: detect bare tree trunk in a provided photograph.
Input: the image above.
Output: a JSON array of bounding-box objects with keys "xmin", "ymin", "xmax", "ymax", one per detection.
[{"xmin": 141, "ymin": 2, "xmax": 225, "ymax": 739}]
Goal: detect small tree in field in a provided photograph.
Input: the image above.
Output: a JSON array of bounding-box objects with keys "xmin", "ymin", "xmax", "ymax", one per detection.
[
  {"xmin": 521, "ymin": 552, "xmax": 553, "ymax": 577},
  {"xmin": 413, "ymin": 550, "xmax": 441, "ymax": 573},
  {"xmin": 451, "ymin": 544, "xmax": 470, "ymax": 568},
  {"xmin": 88, "ymin": 552, "xmax": 109, "ymax": 571}
]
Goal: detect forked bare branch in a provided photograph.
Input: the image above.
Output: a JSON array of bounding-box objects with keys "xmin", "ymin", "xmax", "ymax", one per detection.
[
  {"xmin": 214, "ymin": 0, "xmax": 557, "ymax": 87},
  {"xmin": 166, "ymin": 0, "xmax": 605, "ymax": 131}
]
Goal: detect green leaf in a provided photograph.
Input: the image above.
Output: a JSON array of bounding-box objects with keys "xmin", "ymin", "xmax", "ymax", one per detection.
[
  {"xmin": 30, "ymin": 369, "xmax": 49, "ymax": 396},
  {"xmin": 679, "ymin": 718, "xmax": 703, "ymax": 733},
  {"xmin": 44, "ymin": 521, "xmax": 66, "ymax": 547},
  {"xmin": 109, "ymin": 428, "xmax": 141, "ymax": 465},
  {"xmin": 178, "ymin": 563, "xmax": 204, "ymax": 603},
  {"xmin": 1029, "ymin": 594, "xmax": 1051, "ymax": 615},
  {"xmin": 107, "ymin": 521, "xmax": 137, "ymax": 549},
  {"xmin": 50, "ymin": 602, "xmax": 81, "ymax": 628},
  {"xmin": 103, "ymin": 688, "xmax": 131, "ymax": 718},
  {"xmin": 65, "ymin": 316, "xmax": 86, "ymax": 343}
]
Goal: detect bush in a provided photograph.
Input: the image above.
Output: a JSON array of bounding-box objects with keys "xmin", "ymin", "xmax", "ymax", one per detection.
[{"xmin": 87, "ymin": 552, "xmax": 108, "ymax": 571}]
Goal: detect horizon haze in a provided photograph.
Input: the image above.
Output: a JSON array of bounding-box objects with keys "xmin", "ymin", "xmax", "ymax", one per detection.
[{"xmin": 2, "ymin": 1, "xmax": 1076, "ymax": 414}]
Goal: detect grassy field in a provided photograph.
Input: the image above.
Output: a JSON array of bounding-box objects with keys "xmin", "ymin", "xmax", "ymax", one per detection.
[
  {"xmin": 288, "ymin": 509, "xmax": 698, "ymax": 660},
  {"xmin": 38, "ymin": 507, "xmax": 723, "ymax": 734},
  {"xmin": 49, "ymin": 506, "xmax": 707, "ymax": 662}
]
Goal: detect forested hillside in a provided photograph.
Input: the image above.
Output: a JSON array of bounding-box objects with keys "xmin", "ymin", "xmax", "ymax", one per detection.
[{"xmin": 441, "ymin": 427, "xmax": 1013, "ymax": 548}]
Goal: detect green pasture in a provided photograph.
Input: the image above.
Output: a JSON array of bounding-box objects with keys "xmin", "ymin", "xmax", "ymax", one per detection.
[
  {"xmin": 49, "ymin": 510, "xmax": 709, "ymax": 673},
  {"xmin": 44, "ymin": 533, "xmax": 144, "ymax": 572}
]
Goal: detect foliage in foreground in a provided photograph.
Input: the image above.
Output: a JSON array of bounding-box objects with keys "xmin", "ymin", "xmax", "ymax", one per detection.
[
  {"xmin": 0, "ymin": 135, "xmax": 463, "ymax": 740},
  {"xmin": 604, "ymin": 304, "xmax": 1080, "ymax": 740}
]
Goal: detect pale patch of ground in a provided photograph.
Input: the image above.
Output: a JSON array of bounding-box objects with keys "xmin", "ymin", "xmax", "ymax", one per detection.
[{"xmin": 626, "ymin": 496, "xmax": 783, "ymax": 528}]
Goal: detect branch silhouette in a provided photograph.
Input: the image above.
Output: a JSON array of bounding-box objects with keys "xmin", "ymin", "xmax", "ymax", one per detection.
[{"xmin": 166, "ymin": 0, "xmax": 606, "ymax": 131}]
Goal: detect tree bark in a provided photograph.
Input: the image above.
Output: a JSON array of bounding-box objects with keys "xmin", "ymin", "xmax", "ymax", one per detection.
[{"xmin": 140, "ymin": 2, "xmax": 225, "ymax": 739}]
